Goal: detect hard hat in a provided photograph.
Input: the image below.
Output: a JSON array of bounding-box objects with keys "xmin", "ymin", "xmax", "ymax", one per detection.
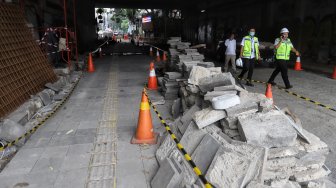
[
  {"xmin": 236, "ymin": 58, "xmax": 243, "ymax": 67},
  {"xmin": 280, "ymin": 28, "xmax": 289, "ymax": 34}
]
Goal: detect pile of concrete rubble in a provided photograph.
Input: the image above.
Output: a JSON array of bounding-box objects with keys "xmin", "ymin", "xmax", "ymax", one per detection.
[
  {"xmin": 0, "ymin": 68, "xmax": 81, "ymax": 164},
  {"xmin": 151, "ymin": 47, "xmax": 335, "ymax": 187}
]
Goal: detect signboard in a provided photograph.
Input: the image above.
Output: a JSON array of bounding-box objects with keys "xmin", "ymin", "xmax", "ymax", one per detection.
[{"xmin": 142, "ymin": 16, "xmax": 153, "ymax": 31}]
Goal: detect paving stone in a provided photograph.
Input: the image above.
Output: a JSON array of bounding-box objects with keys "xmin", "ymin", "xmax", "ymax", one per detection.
[
  {"xmin": 45, "ymin": 82, "xmax": 60, "ymax": 92},
  {"xmin": 266, "ymin": 157, "xmax": 297, "ymax": 172},
  {"xmin": 268, "ymin": 146, "xmax": 300, "ymax": 160},
  {"xmin": 211, "ymin": 94, "xmax": 240, "ymax": 110},
  {"xmin": 188, "ymin": 66, "xmax": 211, "ymax": 85},
  {"xmin": 296, "ymin": 129, "xmax": 329, "ymax": 153},
  {"xmin": 290, "ymin": 165, "xmax": 331, "ymax": 183},
  {"xmin": 214, "ymin": 85, "xmax": 247, "ymax": 93},
  {"xmin": 180, "ymin": 121, "xmax": 207, "ymax": 154},
  {"xmin": 181, "ymin": 105, "xmax": 201, "ymax": 126},
  {"xmin": 151, "ymin": 158, "xmax": 183, "ymax": 188},
  {"xmin": 198, "ymin": 73, "xmax": 236, "ymax": 92},
  {"xmin": 191, "ymin": 134, "xmax": 221, "ymax": 174},
  {"xmin": 38, "ymin": 91, "xmax": 52, "ymax": 105},
  {"xmin": 156, "ymin": 135, "xmax": 177, "ymax": 165},
  {"xmin": 172, "ymin": 98, "xmax": 181, "ymax": 119},
  {"xmin": 193, "ymin": 107, "xmax": 226, "ymax": 129},
  {"xmin": 294, "ymin": 152, "xmax": 326, "ymax": 172},
  {"xmin": 270, "ymin": 180, "xmax": 301, "ymax": 188},
  {"xmin": 223, "ymin": 128, "xmax": 240, "ymax": 138},
  {"xmin": 204, "ymin": 90, "xmax": 237, "ymax": 101},
  {"xmin": 205, "ymin": 146, "xmax": 256, "ymax": 188},
  {"xmin": 237, "ymin": 110, "xmax": 298, "ymax": 148},
  {"xmin": 246, "ymin": 181, "xmax": 270, "ymax": 188},
  {"xmin": 225, "ymin": 101, "xmax": 258, "ymax": 117}
]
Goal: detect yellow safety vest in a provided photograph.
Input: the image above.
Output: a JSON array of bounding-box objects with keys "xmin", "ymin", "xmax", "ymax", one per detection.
[
  {"xmin": 242, "ymin": 36, "xmax": 259, "ymax": 59},
  {"xmin": 275, "ymin": 38, "xmax": 292, "ymax": 60}
]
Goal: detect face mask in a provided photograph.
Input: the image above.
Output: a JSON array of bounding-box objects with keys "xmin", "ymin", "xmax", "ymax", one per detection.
[{"xmin": 249, "ymin": 32, "xmax": 255, "ymax": 36}]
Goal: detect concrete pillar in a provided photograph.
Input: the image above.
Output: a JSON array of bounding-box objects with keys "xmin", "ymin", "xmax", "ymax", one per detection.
[{"xmin": 76, "ymin": 0, "xmax": 96, "ymax": 52}]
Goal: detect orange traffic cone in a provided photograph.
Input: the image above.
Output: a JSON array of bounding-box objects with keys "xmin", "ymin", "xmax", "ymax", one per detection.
[
  {"xmin": 163, "ymin": 52, "xmax": 167, "ymax": 62},
  {"xmin": 87, "ymin": 52, "xmax": 95, "ymax": 73},
  {"xmin": 149, "ymin": 47, "xmax": 153, "ymax": 56},
  {"xmin": 332, "ymin": 66, "xmax": 336, "ymax": 79},
  {"xmin": 156, "ymin": 50, "xmax": 161, "ymax": 62},
  {"xmin": 294, "ymin": 56, "xmax": 303, "ymax": 71},
  {"xmin": 147, "ymin": 62, "xmax": 158, "ymax": 90},
  {"xmin": 131, "ymin": 89, "xmax": 158, "ymax": 144},
  {"xmin": 265, "ymin": 84, "xmax": 273, "ymax": 99}
]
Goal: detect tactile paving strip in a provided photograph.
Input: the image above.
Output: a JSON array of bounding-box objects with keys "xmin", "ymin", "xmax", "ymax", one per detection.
[
  {"xmin": 86, "ymin": 64, "xmax": 118, "ymax": 188},
  {"xmin": 0, "ymin": 3, "xmax": 56, "ymax": 118}
]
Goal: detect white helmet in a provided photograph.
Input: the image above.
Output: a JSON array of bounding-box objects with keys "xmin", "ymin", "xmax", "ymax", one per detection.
[{"xmin": 280, "ymin": 28, "xmax": 289, "ymax": 34}]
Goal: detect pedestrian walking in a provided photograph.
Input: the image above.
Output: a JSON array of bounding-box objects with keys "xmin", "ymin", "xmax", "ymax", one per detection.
[
  {"xmin": 224, "ymin": 33, "xmax": 238, "ymax": 73},
  {"xmin": 267, "ymin": 28, "xmax": 300, "ymax": 89},
  {"xmin": 238, "ymin": 28, "xmax": 261, "ymax": 86}
]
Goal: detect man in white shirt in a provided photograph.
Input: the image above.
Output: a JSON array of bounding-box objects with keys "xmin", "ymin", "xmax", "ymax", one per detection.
[{"xmin": 224, "ymin": 33, "xmax": 237, "ymax": 73}]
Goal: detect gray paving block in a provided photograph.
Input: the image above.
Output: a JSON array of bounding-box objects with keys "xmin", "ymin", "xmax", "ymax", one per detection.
[
  {"xmin": 205, "ymin": 146, "xmax": 255, "ymax": 188},
  {"xmin": 193, "ymin": 107, "xmax": 226, "ymax": 129},
  {"xmin": 225, "ymin": 102, "xmax": 258, "ymax": 117},
  {"xmin": 30, "ymin": 157, "xmax": 65, "ymax": 173},
  {"xmin": 156, "ymin": 134, "xmax": 177, "ymax": 165},
  {"xmin": 60, "ymin": 153, "xmax": 91, "ymax": 171},
  {"xmin": 78, "ymin": 120, "xmax": 99, "ymax": 129},
  {"xmin": 198, "ymin": 73, "xmax": 235, "ymax": 92},
  {"xmin": 237, "ymin": 110, "xmax": 298, "ymax": 148},
  {"xmin": 191, "ymin": 134, "xmax": 221, "ymax": 174},
  {"xmin": 45, "ymin": 82, "xmax": 60, "ymax": 92},
  {"xmin": 54, "ymin": 168, "xmax": 88, "ymax": 188},
  {"xmin": 151, "ymin": 158, "xmax": 183, "ymax": 188},
  {"xmin": 180, "ymin": 121, "xmax": 207, "ymax": 154},
  {"xmin": 38, "ymin": 91, "xmax": 52, "ymax": 105}
]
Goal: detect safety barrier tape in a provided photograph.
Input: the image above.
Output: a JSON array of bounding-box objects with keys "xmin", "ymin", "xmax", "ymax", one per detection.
[
  {"xmin": 145, "ymin": 43, "xmax": 167, "ymax": 54},
  {"xmin": 143, "ymin": 88, "xmax": 213, "ymax": 188},
  {"xmin": 0, "ymin": 73, "xmax": 83, "ymax": 151},
  {"xmin": 91, "ymin": 39, "xmax": 109, "ymax": 54},
  {"xmin": 239, "ymin": 78, "xmax": 336, "ymax": 112}
]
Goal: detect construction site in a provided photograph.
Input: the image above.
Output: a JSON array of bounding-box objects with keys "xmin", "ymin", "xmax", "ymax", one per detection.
[{"xmin": 0, "ymin": 0, "xmax": 336, "ymax": 187}]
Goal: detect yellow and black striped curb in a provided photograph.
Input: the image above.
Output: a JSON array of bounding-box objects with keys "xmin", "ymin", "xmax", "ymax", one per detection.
[
  {"xmin": 0, "ymin": 73, "xmax": 83, "ymax": 151},
  {"xmin": 239, "ymin": 78, "xmax": 336, "ymax": 112},
  {"xmin": 143, "ymin": 88, "xmax": 213, "ymax": 188}
]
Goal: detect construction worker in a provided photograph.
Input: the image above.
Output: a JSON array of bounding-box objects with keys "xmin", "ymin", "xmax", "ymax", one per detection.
[
  {"xmin": 267, "ymin": 28, "xmax": 300, "ymax": 89},
  {"xmin": 238, "ymin": 28, "xmax": 261, "ymax": 86},
  {"xmin": 224, "ymin": 33, "xmax": 238, "ymax": 73}
]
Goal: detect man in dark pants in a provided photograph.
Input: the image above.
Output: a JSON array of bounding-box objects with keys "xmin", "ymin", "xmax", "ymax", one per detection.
[
  {"xmin": 238, "ymin": 28, "xmax": 261, "ymax": 87},
  {"xmin": 268, "ymin": 28, "xmax": 300, "ymax": 89}
]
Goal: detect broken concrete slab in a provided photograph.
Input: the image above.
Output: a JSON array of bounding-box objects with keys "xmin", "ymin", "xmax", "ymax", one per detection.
[
  {"xmin": 198, "ymin": 73, "xmax": 236, "ymax": 92},
  {"xmin": 186, "ymin": 84, "xmax": 200, "ymax": 94},
  {"xmin": 214, "ymin": 85, "xmax": 247, "ymax": 93},
  {"xmin": 172, "ymin": 98, "xmax": 181, "ymax": 119},
  {"xmin": 220, "ymin": 109, "xmax": 257, "ymax": 129},
  {"xmin": 270, "ymin": 180, "xmax": 301, "ymax": 188},
  {"xmin": 205, "ymin": 146, "xmax": 256, "ymax": 188},
  {"xmin": 164, "ymin": 72, "xmax": 182, "ymax": 79},
  {"xmin": 204, "ymin": 91, "xmax": 237, "ymax": 101},
  {"xmin": 237, "ymin": 110, "xmax": 297, "ymax": 148},
  {"xmin": 180, "ymin": 121, "xmax": 207, "ymax": 154},
  {"xmin": 45, "ymin": 82, "xmax": 60, "ymax": 92},
  {"xmin": 266, "ymin": 157, "xmax": 297, "ymax": 172},
  {"xmin": 290, "ymin": 165, "xmax": 331, "ymax": 183},
  {"xmin": 246, "ymin": 181, "xmax": 270, "ymax": 188},
  {"xmin": 197, "ymin": 62, "xmax": 215, "ymax": 68},
  {"xmin": 151, "ymin": 158, "xmax": 183, "ymax": 188},
  {"xmin": 211, "ymin": 94, "xmax": 240, "ymax": 110},
  {"xmin": 0, "ymin": 119, "xmax": 25, "ymax": 145},
  {"xmin": 258, "ymin": 98, "xmax": 274, "ymax": 113},
  {"xmin": 38, "ymin": 91, "xmax": 52, "ymax": 105},
  {"xmin": 156, "ymin": 134, "xmax": 177, "ymax": 165},
  {"xmin": 225, "ymin": 102, "xmax": 258, "ymax": 117},
  {"xmin": 191, "ymin": 134, "xmax": 221, "ymax": 174},
  {"xmin": 193, "ymin": 107, "xmax": 226, "ymax": 129},
  {"xmin": 188, "ymin": 66, "xmax": 211, "ymax": 85},
  {"xmin": 181, "ymin": 105, "xmax": 201, "ymax": 126},
  {"xmin": 223, "ymin": 128, "xmax": 240, "ymax": 138},
  {"xmin": 53, "ymin": 93, "xmax": 66, "ymax": 101},
  {"xmin": 268, "ymin": 147, "xmax": 300, "ymax": 160},
  {"xmin": 294, "ymin": 152, "xmax": 326, "ymax": 172},
  {"xmin": 296, "ymin": 129, "xmax": 329, "ymax": 153}
]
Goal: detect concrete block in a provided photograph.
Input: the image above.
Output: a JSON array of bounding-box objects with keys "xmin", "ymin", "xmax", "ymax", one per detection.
[
  {"xmin": 181, "ymin": 105, "xmax": 201, "ymax": 126},
  {"xmin": 151, "ymin": 158, "xmax": 183, "ymax": 188},
  {"xmin": 237, "ymin": 110, "xmax": 298, "ymax": 148},
  {"xmin": 266, "ymin": 157, "xmax": 297, "ymax": 171},
  {"xmin": 186, "ymin": 84, "xmax": 200, "ymax": 94},
  {"xmin": 197, "ymin": 62, "xmax": 215, "ymax": 68},
  {"xmin": 290, "ymin": 165, "xmax": 331, "ymax": 183},
  {"xmin": 225, "ymin": 102, "xmax": 258, "ymax": 117},
  {"xmin": 45, "ymin": 82, "xmax": 60, "ymax": 92},
  {"xmin": 214, "ymin": 85, "xmax": 247, "ymax": 93},
  {"xmin": 38, "ymin": 91, "xmax": 52, "ymax": 106},
  {"xmin": 211, "ymin": 94, "xmax": 240, "ymax": 110},
  {"xmin": 193, "ymin": 107, "xmax": 226, "ymax": 129},
  {"xmin": 0, "ymin": 119, "xmax": 25, "ymax": 144},
  {"xmin": 223, "ymin": 128, "xmax": 240, "ymax": 138},
  {"xmin": 178, "ymin": 152, "xmax": 198, "ymax": 186},
  {"xmin": 258, "ymin": 98, "xmax": 274, "ymax": 113},
  {"xmin": 296, "ymin": 129, "xmax": 329, "ymax": 153},
  {"xmin": 178, "ymin": 119, "xmax": 192, "ymax": 136},
  {"xmin": 268, "ymin": 147, "xmax": 299, "ymax": 160},
  {"xmin": 53, "ymin": 93, "xmax": 66, "ymax": 101},
  {"xmin": 203, "ymin": 123, "xmax": 222, "ymax": 135},
  {"xmin": 191, "ymin": 134, "xmax": 221, "ymax": 174},
  {"xmin": 305, "ymin": 178, "xmax": 336, "ymax": 188},
  {"xmin": 205, "ymin": 146, "xmax": 255, "ymax": 188},
  {"xmin": 172, "ymin": 98, "xmax": 181, "ymax": 119},
  {"xmin": 294, "ymin": 152, "xmax": 326, "ymax": 172},
  {"xmin": 246, "ymin": 181, "xmax": 270, "ymax": 188},
  {"xmin": 180, "ymin": 121, "xmax": 207, "ymax": 154},
  {"xmin": 198, "ymin": 73, "xmax": 236, "ymax": 92},
  {"xmin": 204, "ymin": 91, "xmax": 237, "ymax": 101},
  {"xmin": 188, "ymin": 66, "xmax": 211, "ymax": 85},
  {"xmin": 165, "ymin": 72, "xmax": 182, "ymax": 79},
  {"xmin": 156, "ymin": 135, "xmax": 177, "ymax": 165},
  {"xmin": 270, "ymin": 180, "xmax": 301, "ymax": 188},
  {"xmin": 220, "ymin": 109, "xmax": 257, "ymax": 129}
]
